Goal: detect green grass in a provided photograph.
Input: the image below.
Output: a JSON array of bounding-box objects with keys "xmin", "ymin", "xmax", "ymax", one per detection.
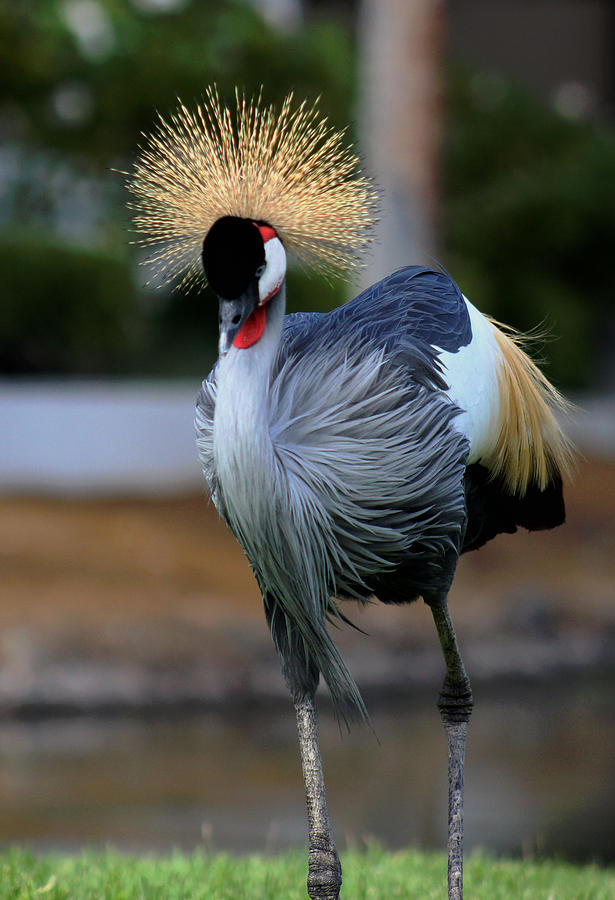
[{"xmin": 2, "ymin": 847, "xmax": 614, "ymax": 900}]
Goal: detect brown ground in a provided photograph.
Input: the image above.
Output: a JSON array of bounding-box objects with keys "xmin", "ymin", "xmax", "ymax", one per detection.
[{"xmin": 1, "ymin": 456, "xmax": 614, "ymax": 712}]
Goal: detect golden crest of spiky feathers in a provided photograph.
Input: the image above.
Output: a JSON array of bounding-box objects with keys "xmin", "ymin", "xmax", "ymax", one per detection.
[{"xmin": 127, "ymin": 87, "xmax": 378, "ymax": 289}]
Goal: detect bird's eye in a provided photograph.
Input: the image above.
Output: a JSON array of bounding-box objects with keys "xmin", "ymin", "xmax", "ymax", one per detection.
[{"xmin": 255, "ymin": 263, "xmax": 266, "ymax": 278}]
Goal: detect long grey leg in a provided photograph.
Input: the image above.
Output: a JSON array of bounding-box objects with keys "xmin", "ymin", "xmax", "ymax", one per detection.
[
  {"xmin": 295, "ymin": 696, "xmax": 342, "ymax": 900},
  {"xmin": 431, "ymin": 602, "xmax": 473, "ymax": 900}
]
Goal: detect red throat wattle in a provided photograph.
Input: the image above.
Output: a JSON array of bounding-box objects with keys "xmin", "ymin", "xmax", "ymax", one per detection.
[{"xmin": 233, "ymin": 305, "xmax": 267, "ymax": 349}]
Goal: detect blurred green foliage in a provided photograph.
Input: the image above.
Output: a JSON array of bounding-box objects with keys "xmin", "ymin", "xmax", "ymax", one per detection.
[
  {"xmin": 443, "ymin": 68, "xmax": 615, "ymax": 389},
  {"xmin": 0, "ymin": 0, "xmax": 352, "ymax": 158},
  {"xmin": 0, "ymin": 0, "xmax": 352, "ymax": 377},
  {"xmin": 1, "ymin": 1, "xmax": 613, "ymax": 388},
  {"xmin": 0, "ymin": 231, "xmax": 139, "ymax": 373}
]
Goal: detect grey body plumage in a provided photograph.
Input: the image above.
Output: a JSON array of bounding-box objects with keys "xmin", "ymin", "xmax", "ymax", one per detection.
[{"xmin": 196, "ymin": 267, "xmax": 471, "ymax": 721}]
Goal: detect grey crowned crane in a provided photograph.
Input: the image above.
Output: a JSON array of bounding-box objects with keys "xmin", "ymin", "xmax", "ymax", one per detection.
[{"xmin": 128, "ymin": 88, "xmax": 573, "ymax": 900}]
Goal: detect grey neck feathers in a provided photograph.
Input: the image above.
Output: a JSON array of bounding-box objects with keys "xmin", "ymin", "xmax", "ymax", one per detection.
[{"xmin": 213, "ymin": 286, "xmax": 286, "ymax": 539}]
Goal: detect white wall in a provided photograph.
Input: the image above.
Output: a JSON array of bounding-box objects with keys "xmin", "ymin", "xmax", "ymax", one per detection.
[{"xmin": 0, "ymin": 380, "xmax": 205, "ymax": 496}]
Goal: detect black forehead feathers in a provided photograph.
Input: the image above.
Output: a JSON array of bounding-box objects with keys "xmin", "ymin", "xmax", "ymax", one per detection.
[{"xmin": 201, "ymin": 216, "xmax": 265, "ymax": 299}]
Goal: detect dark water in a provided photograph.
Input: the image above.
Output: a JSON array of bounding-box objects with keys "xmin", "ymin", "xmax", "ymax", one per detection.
[{"xmin": 1, "ymin": 673, "xmax": 614, "ymax": 863}]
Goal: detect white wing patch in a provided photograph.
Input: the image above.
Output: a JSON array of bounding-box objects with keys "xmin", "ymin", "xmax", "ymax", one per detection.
[{"xmin": 437, "ymin": 298, "xmax": 502, "ymax": 465}]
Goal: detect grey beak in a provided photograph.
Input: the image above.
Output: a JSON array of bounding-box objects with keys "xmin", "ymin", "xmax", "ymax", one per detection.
[{"xmin": 218, "ymin": 280, "xmax": 259, "ymax": 355}]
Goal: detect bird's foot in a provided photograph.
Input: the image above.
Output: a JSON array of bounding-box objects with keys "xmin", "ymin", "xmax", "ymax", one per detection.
[{"xmin": 307, "ymin": 841, "xmax": 342, "ymax": 900}]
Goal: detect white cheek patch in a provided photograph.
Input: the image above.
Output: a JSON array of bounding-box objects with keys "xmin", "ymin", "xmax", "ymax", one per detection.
[{"xmin": 258, "ymin": 236, "xmax": 286, "ymax": 305}]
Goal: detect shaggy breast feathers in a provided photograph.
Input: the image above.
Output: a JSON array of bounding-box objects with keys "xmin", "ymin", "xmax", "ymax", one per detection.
[
  {"xmin": 196, "ymin": 283, "xmax": 471, "ymax": 604},
  {"xmin": 197, "ymin": 265, "xmax": 571, "ymax": 574}
]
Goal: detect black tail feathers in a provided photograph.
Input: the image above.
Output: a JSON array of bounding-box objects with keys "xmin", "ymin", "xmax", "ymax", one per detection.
[{"xmin": 462, "ymin": 462, "xmax": 565, "ymax": 553}]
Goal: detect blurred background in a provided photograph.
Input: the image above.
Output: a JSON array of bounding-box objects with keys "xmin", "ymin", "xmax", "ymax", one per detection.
[{"xmin": 1, "ymin": 0, "xmax": 614, "ymax": 866}]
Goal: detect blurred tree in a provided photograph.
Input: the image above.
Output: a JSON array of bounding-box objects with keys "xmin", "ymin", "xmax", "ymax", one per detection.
[
  {"xmin": 0, "ymin": 230, "xmax": 139, "ymax": 374},
  {"xmin": 0, "ymin": 0, "xmax": 353, "ymax": 376},
  {"xmin": 442, "ymin": 67, "xmax": 615, "ymax": 390},
  {"xmin": 1, "ymin": 2, "xmax": 614, "ymax": 389},
  {"xmin": 359, "ymin": 0, "xmax": 444, "ymax": 283},
  {"xmin": 0, "ymin": 0, "xmax": 353, "ymax": 159}
]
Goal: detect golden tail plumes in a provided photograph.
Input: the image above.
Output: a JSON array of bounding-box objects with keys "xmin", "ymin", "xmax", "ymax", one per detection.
[{"xmin": 485, "ymin": 320, "xmax": 575, "ymax": 496}]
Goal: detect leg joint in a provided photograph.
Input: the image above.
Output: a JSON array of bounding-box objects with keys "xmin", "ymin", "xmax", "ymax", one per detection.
[{"xmin": 438, "ymin": 673, "xmax": 473, "ymax": 724}]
